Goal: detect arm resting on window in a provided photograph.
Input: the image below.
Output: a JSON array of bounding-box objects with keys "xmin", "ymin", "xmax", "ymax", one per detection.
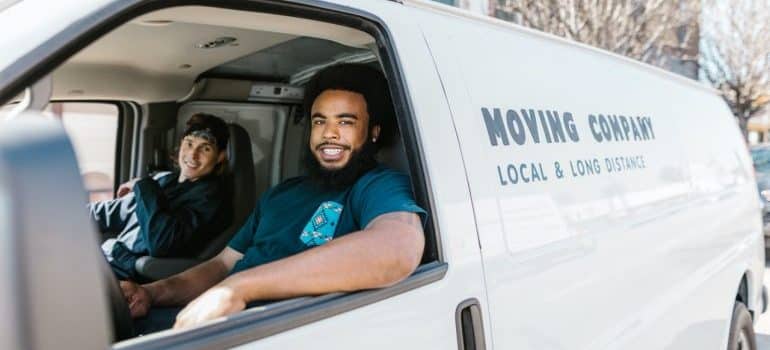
[{"xmin": 173, "ymin": 211, "xmax": 425, "ymax": 329}]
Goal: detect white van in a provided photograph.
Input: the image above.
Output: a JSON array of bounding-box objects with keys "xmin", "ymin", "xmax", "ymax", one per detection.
[{"xmin": 0, "ymin": 1, "xmax": 765, "ymax": 349}]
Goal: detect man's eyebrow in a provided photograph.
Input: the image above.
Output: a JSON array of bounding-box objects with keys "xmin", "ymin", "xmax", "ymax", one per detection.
[{"xmin": 310, "ymin": 113, "xmax": 358, "ymax": 120}]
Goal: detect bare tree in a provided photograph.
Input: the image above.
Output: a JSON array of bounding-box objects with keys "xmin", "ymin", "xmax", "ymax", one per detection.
[
  {"xmin": 700, "ymin": 0, "xmax": 770, "ymax": 140},
  {"xmin": 493, "ymin": 0, "xmax": 700, "ymax": 70}
]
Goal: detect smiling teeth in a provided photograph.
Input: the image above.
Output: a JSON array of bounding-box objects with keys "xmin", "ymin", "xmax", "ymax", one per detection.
[{"xmin": 322, "ymin": 149, "xmax": 342, "ymax": 155}]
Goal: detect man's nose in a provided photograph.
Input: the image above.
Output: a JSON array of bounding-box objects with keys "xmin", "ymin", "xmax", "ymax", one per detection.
[{"xmin": 322, "ymin": 123, "xmax": 339, "ymax": 139}]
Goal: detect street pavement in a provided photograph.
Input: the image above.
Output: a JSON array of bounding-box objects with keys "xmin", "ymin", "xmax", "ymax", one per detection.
[{"xmin": 756, "ymin": 259, "xmax": 770, "ymax": 349}]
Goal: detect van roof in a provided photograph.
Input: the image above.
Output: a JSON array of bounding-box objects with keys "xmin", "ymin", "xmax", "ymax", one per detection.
[{"xmin": 402, "ymin": 0, "xmax": 717, "ymax": 96}]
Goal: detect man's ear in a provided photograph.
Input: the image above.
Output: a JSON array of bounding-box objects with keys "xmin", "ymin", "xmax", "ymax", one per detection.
[
  {"xmin": 218, "ymin": 150, "xmax": 227, "ymax": 164},
  {"xmin": 371, "ymin": 125, "xmax": 381, "ymax": 142}
]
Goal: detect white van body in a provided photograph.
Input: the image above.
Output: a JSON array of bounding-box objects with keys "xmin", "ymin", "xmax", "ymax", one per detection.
[{"xmin": 0, "ymin": 0, "xmax": 764, "ymax": 349}]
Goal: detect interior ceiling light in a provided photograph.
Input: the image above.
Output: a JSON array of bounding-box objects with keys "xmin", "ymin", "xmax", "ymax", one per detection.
[{"xmin": 197, "ymin": 37, "xmax": 237, "ymax": 49}]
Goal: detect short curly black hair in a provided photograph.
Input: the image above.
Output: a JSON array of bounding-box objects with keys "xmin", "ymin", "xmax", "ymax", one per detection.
[{"xmin": 302, "ymin": 63, "xmax": 396, "ymax": 146}]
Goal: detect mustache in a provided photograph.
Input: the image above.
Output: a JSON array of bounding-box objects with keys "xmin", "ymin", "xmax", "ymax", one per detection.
[{"xmin": 315, "ymin": 142, "xmax": 351, "ymax": 151}]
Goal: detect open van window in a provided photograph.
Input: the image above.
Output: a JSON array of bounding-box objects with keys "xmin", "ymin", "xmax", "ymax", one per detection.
[{"xmin": 1, "ymin": 2, "xmax": 443, "ymax": 348}]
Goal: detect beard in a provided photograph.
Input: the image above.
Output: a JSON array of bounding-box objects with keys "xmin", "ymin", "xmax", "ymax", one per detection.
[{"xmin": 305, "ymin": 139, "xmax": 378, "ymax": 191}]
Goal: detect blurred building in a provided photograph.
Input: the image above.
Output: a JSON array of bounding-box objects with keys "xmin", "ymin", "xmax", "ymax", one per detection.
[{"xmin": 659, "ymin": 20, "xmax": 700, "ymax": 80}]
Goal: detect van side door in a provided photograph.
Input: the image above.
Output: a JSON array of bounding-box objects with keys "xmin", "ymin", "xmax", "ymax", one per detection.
[{"xmin": 416, "ymin": 4, "xmax": 750, "ymax": 349}]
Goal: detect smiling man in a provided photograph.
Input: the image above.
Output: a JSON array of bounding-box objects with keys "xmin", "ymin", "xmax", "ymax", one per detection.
[
  {"xmin": 120, "ymin": 64, "xmax": 426, "ymax": 334},
  {"xmin": 91, "ymin": 113, "xmax": 232, "ymax": 280}
]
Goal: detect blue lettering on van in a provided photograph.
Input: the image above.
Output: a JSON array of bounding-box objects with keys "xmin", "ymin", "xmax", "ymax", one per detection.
[
  {"xmin": 521, "ymin": 109, "xmax": 541, "ymax": 144},
  {"xmin": 481, "ymin": 107, "xmax": 509, "ymax": 146},
  {"xmin": 563, "ymin": 112, "xmax": 579, "ymax": 142},
  {"xmin": 507, "ymin": 110, "xmax": 527, "ymax": 145},
  {"xmin": 587, "ymin": 114, "xmax": 655, "ymax": 143},
  {"xmin": 481, "ymin": 106, "xmax": 655, "ymax": 187},
  {"xmin": 569, "ymin": 158, "xmax": 602, "ymax": 177},
  {"xmin": 546, "ymin": 111, "xmax": 564, "ymax": 142},
  {"xmin": 495, "ymin": 155, "xmax": 647, "ymax": 187},
  {"xmin": 481, "ymin": 107, "xmax": 582, "ymax": 146},
  {"xmin": 497, "ymin": 162, "xmax": 549, "ymax": 185},
  {"xmin": 483, "ymin": 106, "xmax": 652, "ymax": 146},
  {"xmin": 605, "ymin": 155, "xmax": 646, "ymax": 172}
]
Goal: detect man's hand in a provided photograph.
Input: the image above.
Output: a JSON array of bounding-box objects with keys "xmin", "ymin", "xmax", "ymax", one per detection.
[
  {"xmin": 116, "ymin": 178, "xmax": 140, "ymax": 198},
  {"xmin": 120, "ymin": 280, "xmax": 152, "ymax": 318},
  {"xmin": 173, "ymin": 284, "xmax": 246, "ymax": 330}
]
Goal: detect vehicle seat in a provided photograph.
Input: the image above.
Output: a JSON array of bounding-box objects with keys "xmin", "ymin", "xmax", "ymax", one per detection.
[
  {"xmin": 135, "ymin": 123, "xmax": 256, "ymax": 281},
  {"xmin": 376, "ymin": 130, "xmax": 438, "ymax": 264},
  {"xmin": 376, "ymin": 128, "xmax": 411, "ymax": 177}
]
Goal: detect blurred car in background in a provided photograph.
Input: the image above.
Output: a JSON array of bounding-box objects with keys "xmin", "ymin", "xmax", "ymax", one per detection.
[{"xmin": 751, "ymin": 144, "xmax": 770, "ymax": 245}]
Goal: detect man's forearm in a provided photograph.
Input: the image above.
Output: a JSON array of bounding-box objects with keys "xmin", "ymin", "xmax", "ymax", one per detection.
[
  {"xmin": 220, "ymin": 216, "xmax": 424, "ymax": 302},
  {"xmin": 145, "ymin": 258, "xmax": 231, "ymax": 306}
]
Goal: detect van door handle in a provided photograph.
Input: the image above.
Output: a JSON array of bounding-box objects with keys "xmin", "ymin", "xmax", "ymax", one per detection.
[{"xmin": 456, "ymin": 298, "xmax": 486, "ymax": 350}]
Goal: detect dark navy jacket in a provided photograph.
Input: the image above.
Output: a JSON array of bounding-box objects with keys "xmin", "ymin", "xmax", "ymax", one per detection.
[{"xmin": 90, "ymin": 172, "xmax": 231, "ymax": 279}]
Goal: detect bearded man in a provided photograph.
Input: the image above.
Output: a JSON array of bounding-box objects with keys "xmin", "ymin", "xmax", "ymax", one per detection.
[{"xmin": 120, "ymin": 63, "xmax": 426, "ymax": 333}]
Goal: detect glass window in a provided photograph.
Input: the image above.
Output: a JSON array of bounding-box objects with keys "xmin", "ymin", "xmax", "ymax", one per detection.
[
  {"xmin": 47, "ymin": 102, "xmax": 119, "ymax": 202},
  {"xmin": 0, "ymin": 102, "xmax": 119, "ymax": 200}
]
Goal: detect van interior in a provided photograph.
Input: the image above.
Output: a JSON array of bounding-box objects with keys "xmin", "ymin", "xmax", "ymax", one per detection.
[{"xmin": 1, "ymin": 3, "xmax": 438, "ymax": 345}]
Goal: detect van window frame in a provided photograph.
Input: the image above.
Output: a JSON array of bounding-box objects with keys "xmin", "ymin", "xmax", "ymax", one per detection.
[
  {"xmin": 49, "ymin": 99, "xmax": 126, "ymax": 197},
  {"xmin": 0, "ymin": 1, "xmax": 447, "ymax": 348}
]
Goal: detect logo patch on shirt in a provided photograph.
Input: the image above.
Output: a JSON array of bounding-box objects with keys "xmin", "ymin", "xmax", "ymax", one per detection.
[{"xmin": 300, "ymin": 201, "xmax": 343, "ymax": 246}]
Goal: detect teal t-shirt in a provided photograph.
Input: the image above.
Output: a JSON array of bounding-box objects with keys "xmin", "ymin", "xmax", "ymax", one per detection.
[{"xmin": 227, "ymin": 166, "xmax": 427, "ymax": 275}]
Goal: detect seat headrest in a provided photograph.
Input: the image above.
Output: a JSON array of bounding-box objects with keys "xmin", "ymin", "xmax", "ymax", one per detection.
[
  {"xmin": 376, "ymin": 134, "xmax": 411, "ymax": 176},
  {"xmin": 227, "ymin": 123, "xmax": 253, "ymax": 171},
  {"xmin": 194, "ymin": 122, "xmax": 256, "ymax": 260}
]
